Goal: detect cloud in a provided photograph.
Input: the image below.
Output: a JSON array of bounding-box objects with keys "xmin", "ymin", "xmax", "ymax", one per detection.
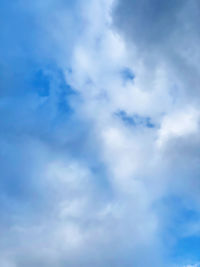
[
  {"xmin": 112, "ymin": 0, "xmax": 200, "ymax": 265},
  {"xmin": 1, "ymin": 0, "xmax": 200, "ymax": 266},
  {"xmin": 113, "ymin": 0, "xmax": 200, "ymax": 100}
]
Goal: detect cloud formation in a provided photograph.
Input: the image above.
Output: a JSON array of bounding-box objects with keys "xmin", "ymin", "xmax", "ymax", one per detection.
[{"xmin": 1, "ymin": 0, "xmax": 200, "ymax": 266}]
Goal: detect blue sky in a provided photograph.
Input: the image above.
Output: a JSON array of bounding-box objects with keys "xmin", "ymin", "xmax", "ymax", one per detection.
[{"xmin": 1, "ymin": 0, "xmax": 200, "ymax": 266}]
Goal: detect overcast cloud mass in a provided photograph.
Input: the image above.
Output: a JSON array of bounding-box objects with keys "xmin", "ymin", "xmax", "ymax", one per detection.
[{"xmin": 1, "ymin": 0, "xmax": 200, "ymax": 266}]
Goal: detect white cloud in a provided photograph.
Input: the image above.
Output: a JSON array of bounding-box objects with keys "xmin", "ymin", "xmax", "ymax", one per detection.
[{"xmin": 157, "ymin": 107, "xmax": 200, "ymax": 147}]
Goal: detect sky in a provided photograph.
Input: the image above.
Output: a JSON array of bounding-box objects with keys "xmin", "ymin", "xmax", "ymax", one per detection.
[{"xmin": 1, "ymin": 0, "xmax": 200, "ymax": 266}]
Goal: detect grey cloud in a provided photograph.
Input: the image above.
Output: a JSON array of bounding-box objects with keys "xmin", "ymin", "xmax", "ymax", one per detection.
[
  {"xmin": 112, "ymin": 0, "xmax": 200, "ymax": 100},
  {"xmin": 113, "ymin": 0, "xmax": 185, "ymax": 47}
]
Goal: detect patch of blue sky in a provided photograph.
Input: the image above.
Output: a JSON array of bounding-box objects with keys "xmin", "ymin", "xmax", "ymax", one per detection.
[
  {"xmin": 157, "ymin": 195, "xmax": 200, "ymax": 266},
  {"xmin": 29, "ymin": 64, "xmax": 77, "ymax": 120},
  {"xmin": 32, "ymin": 69, "xmax": 51, "ymax": 97},
  {"xmin": 173, "ymin": 236, "xmax": 200, "ymax": 266},
  {"xmin": 116, "ymin": 110, "xmax": 155, "ymax": 128},
  {"xmin": 120, "ymin": 67, "xmax": 134, "ymax": 82},
  {"xmin": 56, "ymin": 72, "xmax": 76, "ymax": 114}
]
